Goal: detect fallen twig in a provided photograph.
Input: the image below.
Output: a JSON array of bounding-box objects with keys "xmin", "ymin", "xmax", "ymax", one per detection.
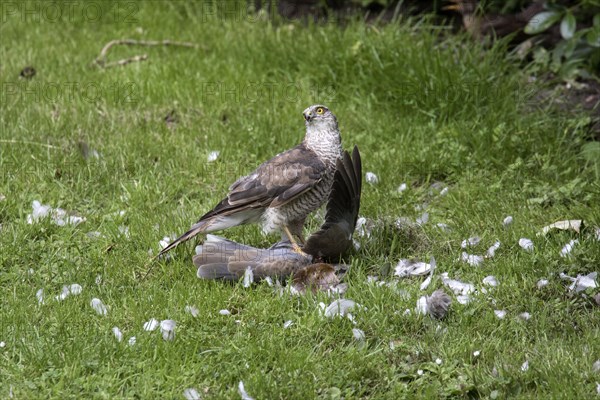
[
  {"xmin": 102, "ymin": 54, "xmax": 149, "ymax": 69},
  {"xmin": 94, "ymin": 39, "xmax": 199, "ymax": 68}
]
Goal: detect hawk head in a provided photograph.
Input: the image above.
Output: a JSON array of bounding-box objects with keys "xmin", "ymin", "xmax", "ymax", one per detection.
[
  {"xmin": 303, "ymin": 105, "xmax": 337, "ymax": 129},
  {"xmin": 302, "ymin": 105, "xmax": 341, "ymax": 154}
]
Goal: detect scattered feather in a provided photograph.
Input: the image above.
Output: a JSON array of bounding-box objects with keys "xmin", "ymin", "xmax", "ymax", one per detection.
[
  {"xmin": 243, "ymin": 267, "xmax": 254, "ymax": 288},
  {"xmin": 537, "ymin": 279, "xmax": 549, "ymax": 289},
  {"xmin": 494, "ymin": 310, "xmax": 507, "ymax": 319},
  {"xmin": 36, "ymin": 289, "xmax": 44, "ymax": 305},
  {"xmin": 69, "ymin": 284, "xmax": 83, "ymax": 295},
  {"xmin": 461, "ymin": 252, "xmax": 484, "ymax": 267},
  {"xmin": 345, "ymin": 313, "xmax": 356, "ymax": 324},
  {"xmin": 562, "ymin": 272, "xmax": 598, "ymax": 293},
  {"xmin": 86, "ymin": 231, "xmax": 103, "ymax": 239},
  {"xmin": 416, "ymin": 296, "xmax": 428, "ymax": 315},
  {"xmin": 207, "ymin": 150, "xmax": 220, "ymax": 162},
  {"xmin": 112, "ymin": 327, "xmax": 123, "ymax": 342},
  {"xmin": 355, "ymin": 217, "xmax": 374, "ymax": 238},
  {"xmin": 27, "ymin": 200, "xmax": 86, "ymax": 226},
  {"xmin": 540, "ymin": 219, "xmax": 582, "ymax": 235},
  {"xmin": 365, "ymin": 172, "xmax": 379, "ymax": 185},
  {"xmin": 95, "ymin": 275, "xmax": 102, "ymax": 285},
  {"xmin": 436, "ymin": 223, "xmax": 451, "ymax": 232},
  {"xmin": 128, "ymin": 336, "xmax": 136, "ymax": 346},
  {"xmin": 159, "ymin": 236, "xmax": 172, "ymax": 250},
  {"xmin": 352, "ymin": 328, "xmax": 365, "ymax": 341},
  {"xmin": 473, "ymin": 350, "xmax": 481, "ymax": 357},
  {"xmin": 328, "ymin": 283, "xmax": 348, "ymax": 296},
  {"xmin": 56, "ymin": 286, "xmax": 70, "ymax": 301},
  {"xmin": 118, "ymin": 225, "xmax": 130, "ymax": 238},
  {"xmin": 518, "ymin": 238, "xmax": 534, "ymax": 251},
  {"xmin": 90, "ymin": 298, "xmax": 108, "ymax": 315},
  {"xmin": 519, "ymin": 312, "xmax": 531, "ymax": 321},
  {"xmin": 456, "ymin": 295, "xmax": 473, "ymax": 305},
  {"xmin": 324, "ymin": 299, "xmax": 359, "ymax": 318},
  {"xmin": 461, "ymin": 237, "xmax": 481, "ymax": 248},
  {"xmin": 183, "ymin": 388, "xmax": 201, "ymax": 400},
  {"xmin": 238, "ymin": 381, "xmax": 254, "ymax": 400},
  {"xmin": 0, "ymin": 341, "xmax": 4, "ymax": 348},
  {"xmin": 395, "ymin": 216, "xmax": 413, "ymax": 229},
  {"xmin": 420, "ymin": 275, "xmax": 432, "ymax": 291},
  {"xmin": 397, "ymin": 183, "xmax": 407, "ymax": 193},
  {"xmin": 56, "ymin": 284, "xmax": 82, "ymax": 301},
  {"xmin": 160, "ymin": 320, "xmax": 176, "ymax": 341},
  {"xmin": 435, "ymin": 358, "xmax": 442, "ymax": 365},
  {"xmin": 559, "ymin": 239, "xmax": 579, "ymax": 258},
  {"xmin": 264, "ymin": 277, "xmax": 273, "ymax": 286},
  {"xmin": 283, "ymin": 320, "xmax": 293, "ymax": 329},
  {"xmin": 503, "ymin": 216, "xmax": 513, "ymax": 226},
  {"xmin": 441, "ymin": 273, "xmax": 475, "ymax": 295},
  {"xmin": 185, "ymin": 305, "xmax": 200, "ymax": 317},
  {"xmin": 439, "ymin": 187, "xmax": 449, "ymax": 196},
  {"xmin": 486, "ymin": 241, "xmax": 501, "ymax": 258},
  {"xmin": 219, "ymin": 309, "xmax": 231, "ymax": 316},
  {"xmin": 521, "ymin": 360, "xmax": 529, "ymax": 372},
  {"xmin": 395, "ymin": 259, "xmax": 432, "ymax": 277},
  {"xmin": 143, "ymin": 318, "xmax": 159, "ymax": 331},
  {"xmin": 416, "ymin": 212, "xmax": 429, "ymax": 225},
  {"xmin": 593, "ymin": 360, "xmax": 600, "ymax": 373},
  {"xmin": 417, "ymin": 369, "xmax": 424, "ymax": 376},
  {"xmin": 594, "ymin": 227, "xmax": 600, "ymax": 241},
  {"xmin": 483, "ymin": 276, "xmax": 498, "ymax": 287},
  {"xmin": 426, "ymin": 289, "xmax": 452, "ymax": 319}
]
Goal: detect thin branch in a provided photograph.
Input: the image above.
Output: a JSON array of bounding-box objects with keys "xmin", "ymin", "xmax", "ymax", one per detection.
[
  {"xmin": 94, "ymin": 39, "xmax": 199, "ymax": 68},
  {"xmin": 102, "ymin": 54, "xmax": 149, "ymax": 69}
]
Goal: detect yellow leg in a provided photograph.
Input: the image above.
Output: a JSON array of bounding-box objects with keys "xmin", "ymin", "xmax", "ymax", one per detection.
[{"xmin": 283, "ymin": 225, "xmax": 307, "ymax": 255}]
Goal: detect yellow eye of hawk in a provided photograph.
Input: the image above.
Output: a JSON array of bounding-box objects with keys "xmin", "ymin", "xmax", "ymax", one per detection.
[{"xmin": 316, "ymin": 107, "xmax": 325, "ymax": 115}]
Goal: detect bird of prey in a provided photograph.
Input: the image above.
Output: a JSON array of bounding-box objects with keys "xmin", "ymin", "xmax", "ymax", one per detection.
[
  {"xmin": 193, "ymin": 146, "xmax": 362, "ymax": 281},
  {"xmin": 157, "ymin": 105, "xmax": 343, "ymax": 258}
]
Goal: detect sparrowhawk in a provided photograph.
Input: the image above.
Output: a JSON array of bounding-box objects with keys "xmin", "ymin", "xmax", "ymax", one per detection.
[{"xmin": 157, "ymin": 105, "xmax": 343, "ymax": 257}]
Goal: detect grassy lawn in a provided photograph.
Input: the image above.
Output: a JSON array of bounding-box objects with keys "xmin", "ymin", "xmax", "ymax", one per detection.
[{"xmin": 1, "ymin": 1, "xmax": 599, "ymax": 398}]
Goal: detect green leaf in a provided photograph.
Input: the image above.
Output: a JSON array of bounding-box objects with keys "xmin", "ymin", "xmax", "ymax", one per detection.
[
  {"xmin": 594, "ymin": 14, "xmax": 600, "ymax": 28},
  {"xmin": 524, "ymin": 11, "xmax": 562, "ymax": 35},
  {"xmin": 586, "ymin": 27, "xmax": 600, "ymax": 48},
  {"xmin": 560, "ymin": 12, "xmax": 576, "ymax": 39}
]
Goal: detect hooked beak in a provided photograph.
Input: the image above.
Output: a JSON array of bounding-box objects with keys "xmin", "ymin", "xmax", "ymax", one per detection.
[{"xmin": 303, "ymin": 111, "xmax": 312, "ymax": 122}]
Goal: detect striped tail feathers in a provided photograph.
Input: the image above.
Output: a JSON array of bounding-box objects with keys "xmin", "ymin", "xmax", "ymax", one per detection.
[
  {"xmin": 157, "ymin": 217, "xmax": 218, "ymax": 258},
  {"xmin": 157, "ymin": 208, "xmax": 262, "ymax": 258},
  {"xmin": 194, "ymin": 236, "xmax": 312, "ymax": 280},
  {"xmin": 226, "ymin": 247, "xmax": 311, "ymax": 280}
]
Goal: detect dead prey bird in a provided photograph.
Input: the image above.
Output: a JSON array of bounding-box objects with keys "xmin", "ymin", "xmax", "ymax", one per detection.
[
  {"xmin": 194, "ymin": 146, "xmax": 362, "ymax": 281},
  {"xmin": 158, "ymin": 105, "xmax": 343, "ymax": 257}
]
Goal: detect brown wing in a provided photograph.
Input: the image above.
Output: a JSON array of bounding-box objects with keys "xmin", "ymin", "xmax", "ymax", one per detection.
[{"xmin": 202, "ymin": 142, "xmax": 327, "ymax": 219}]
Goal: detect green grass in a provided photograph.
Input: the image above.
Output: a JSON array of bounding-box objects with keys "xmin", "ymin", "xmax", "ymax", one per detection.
[{"xmin": 1, "ymin": 1, "xmax": 600, "ymax": 398}]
